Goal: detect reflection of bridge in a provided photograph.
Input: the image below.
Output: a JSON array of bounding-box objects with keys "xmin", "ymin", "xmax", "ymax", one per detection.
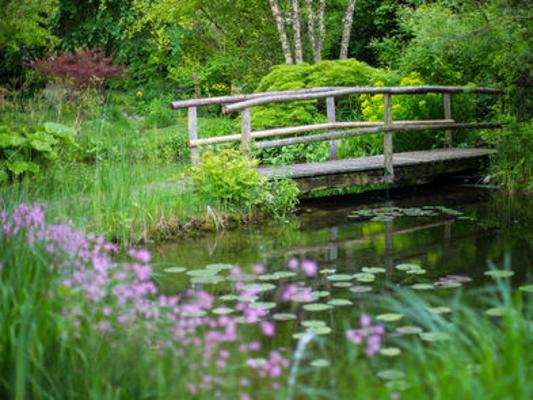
[{"xmin": 172, "ymin": 86, "xmax": 502, "ymax": 193}]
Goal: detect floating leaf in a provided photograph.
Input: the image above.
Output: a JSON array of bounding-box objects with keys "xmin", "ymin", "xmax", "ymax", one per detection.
[
  {"xmin": 302, "ymin": 320, "xmax": 326, "ymax": 328},
  {"xmin": 380, "ymin": 347, "xmax": 401, "ymax": 357},
  {"xmin": 190, "ymin": 276, "xmax": 224, "ymax": 285},
  {"xmin": 328, "ymin": 299, "xmax": 353, "ymax": 306},
  {"xmin": 484, "ymin": 270, "xmax": 515, "ymax": 278},
  {"xmin": 320, "ymin": 269, "xmax": 336, "ymax": 275},
  {"xmin": 182, "ymin": 310, "xmax": 207, "ymax": 318},
  {"xmin": 411, "ymin": 283, "xmax": 434, "ymax": 290},
  {"xmin": 186, "ymin": 269, "xmax": 218, "ymax": 277},
  {"xmin": 258, "ymin": 274, "xmax": 279, "ymax": 281},
  {"xmin": 427, "ymin": 306, "xmax": 452, "ymax": 315},
  {"xmin": 273, "ymin": 313, "xmax": 297, "ymax": 321},
  {"xmin": 306, "ymin": 326, "xmax": 332, "ymax": 335},
  {"xmin": 519, "ymin": 285, "xmax": 533, "ymax": 293},
  {"xmin": 406, "ymin": 268, "xmax": 426, "ymax": 275},
  {"xmin": 303, "ymin": 303, "xmax": 331, "ymax": 312},
  {"xmin": 206, "ymin": 263, "xmax": 233, "ymax": 272},
  {"xmin": 385, "ymin": 380, "xmax": 410, "ymax": 391},
  {"xmin": 377, "ymin": 369, "xmax": 405, "ymax": 380},
  {"xmin": 274, "ymin": 271, "xmax": 297, "ymax": 279},
  {"xmin": 485, "ymin": 307, "xmax": 506, "ymax": 317},
  {"xmin": 163, "ymin": 267, "xmax": 186, "ymax": 273},
  {"xmin": 242, "ymin": 283, "xmax": 276, "ymax": 293},
  {"xmin": 362, "ymin": 267, "xmax": 386, "ymax": 274},
  {"xmin": 310, "ymin": 359, "xmax": 330, "ymax": 368},
  {"xmin": 220, "ymin": 294, "xmax": 238, "ymax": 301},
  {"xmin": 312, "ymin": 291, "xmax": 330, "ymax": 298},
  {"xmin": 350, "ymin": 286, "xmax": 373, "ymax": 293},
  {"xmin": 212, "ymin": 307, "xmax": 234, "ymax": 315},
  {"xmin": 420, "ymin": 331, "xmax": 450, "ymax": 342},
  {"xmin": 332, "ymin": 282, "xmax": 352, "ymax": 288},
  {"xmin": 395, "ymin": 263, "xmax": 422, "ymax": 272},
  {"xmin": 396, "ymin": 326, "xmax": 423, "ymax": 335},
  {"xmin": 377, "ymin": 313, "xmax": 404, "ymax": 322},
  {"xmin": 292, "ymin": 332, "xmax": 305, "ymax": 339},
  {"xmin": 250, "ymin": 302, "xmax": 276, "ymax": 310},
  {"xmin": 353, "ymin": 273, "xmax": 375, "ymax": 283},
  {"xmin": 327, "ymin": 274, "xmax": 353, "ymax": 282}
]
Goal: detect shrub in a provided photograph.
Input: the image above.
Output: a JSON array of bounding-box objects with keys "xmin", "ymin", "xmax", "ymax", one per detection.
[
  {"xmin": 0, "ymin": 122, "xmax": 77, "ymax": 182},
  {"xmin": 191, "ymin": 149, "xmax": 299, "ymax": 218}
]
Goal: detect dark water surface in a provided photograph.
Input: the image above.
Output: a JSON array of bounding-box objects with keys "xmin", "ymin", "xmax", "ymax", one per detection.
[{"xmin": 152, "ymin": 183, "xmax": 533, "ymax": 289}]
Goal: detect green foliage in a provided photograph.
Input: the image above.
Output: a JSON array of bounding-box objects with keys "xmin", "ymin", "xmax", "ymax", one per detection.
[
  {"xmin": 482, "ymin": 122, "xmax": 533, "ymax": 192},
  {"xmin": 0, "ymin": 121, "xmax": 77, "ymax": 182},
  {"xmin": 192, "ymin": 149, "xmax": 298, "ymax": 218},
  {"xmin": 374, "ymin": 0, "xmax": 533, "ymax": 120}
]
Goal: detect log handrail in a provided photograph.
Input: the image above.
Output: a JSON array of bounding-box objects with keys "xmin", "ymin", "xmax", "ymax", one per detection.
[
  {"xmin": 222, "ymin": 85, "xmax": 503, "ymax": 113},
  {"xmin": 171, "ymin": 85, "xmax": 504, "ymax": 180}
]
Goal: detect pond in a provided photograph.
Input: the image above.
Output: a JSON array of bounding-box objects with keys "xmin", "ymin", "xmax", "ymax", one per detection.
[{"xmin": 149, "ymin": 183, "xmax": 533, "ymax": 394}]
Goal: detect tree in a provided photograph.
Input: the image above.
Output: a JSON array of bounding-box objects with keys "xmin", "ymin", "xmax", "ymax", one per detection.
[
  {"xmin": 339, "ymin": 0, "xmax": 356, "ymax": 59},
  {"xmin": 305, "ymin": 0, "xmax": 326, "ymax": 63},
  {"xmin": 269, "ymin": 0, "xmax": 294, "ymax": 64},
  {"xmin": 291, "ymin": 0, "xmax": 304, "ymax": 64}
]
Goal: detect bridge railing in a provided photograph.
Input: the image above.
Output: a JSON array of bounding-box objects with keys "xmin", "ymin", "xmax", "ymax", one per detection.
[{"xmin": 170, "ymin": 85, "xmax": 503, "ymax": 183}]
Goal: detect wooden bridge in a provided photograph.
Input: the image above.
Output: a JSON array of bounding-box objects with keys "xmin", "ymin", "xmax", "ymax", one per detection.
[{"xmin": 171, "ymin": 86, "xmax": 503, "ymax": 193}]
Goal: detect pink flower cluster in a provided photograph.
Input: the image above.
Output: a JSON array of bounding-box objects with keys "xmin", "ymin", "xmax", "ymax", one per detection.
[
  {"xmin": 288, "ymin": 257, "xmax": 318, "ymax": 277},
  {"xmin": 346, "ymin": 314, "xmax": 386, "ymax": 357}
]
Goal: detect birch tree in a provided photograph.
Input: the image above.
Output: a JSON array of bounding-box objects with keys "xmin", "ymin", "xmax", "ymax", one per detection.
[
  {"xmin": 291, "ymin": 0, "xmax": 304, "ymax": 63},
  {"xmin": 268, "ymin": 0, "xmax": 294, "ymax": 64},
  {"xmin": 305, "ymin": 0, "xmax": 326, "ymax": 64},
  {"xmin": 339, "ymin": 0, "xmax": 356, "ymax": 59}
]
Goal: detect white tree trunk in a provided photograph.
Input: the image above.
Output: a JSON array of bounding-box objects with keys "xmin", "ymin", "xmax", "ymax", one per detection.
[
  {"xmin": 317, "ymin": 0, "xmax": 326, "ymax": 62},
  {"xmin": 291, "ymin": 0, "xmax": 304, "ymax": 64},
  {"xmin": 305, "ymin": 0, "xmax": 318, "ymax": 63},
  {"xmin": 339, "ymin": 0, "xmax": 356, "ymax": 60},
  {"xmin": 269, "ymin": 0, "xmax": 294, "ymax": 64}
]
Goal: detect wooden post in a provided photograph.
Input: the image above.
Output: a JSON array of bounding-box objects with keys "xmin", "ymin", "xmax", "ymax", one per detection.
[
  {"xmin": 383, "ymin": 93, "xmax": 394, "ymax": 183},
  {"xmin": 327, "ymin": 97, "xmax": 337, "ymax": 160},
  {"xmin": 188, "ymin": 107, "xmax": 199, "ymax": 165},
  {"xmin": 240, "ymin": 108, "xmax": 252, "ymax": 158},
  {"xmin": 443, "ymin": 93, "xmax": 452, "ymax": 147}
]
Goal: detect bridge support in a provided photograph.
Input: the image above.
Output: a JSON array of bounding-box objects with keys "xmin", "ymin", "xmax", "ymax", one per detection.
[
  {"xmin": 327, "ymin": 97, "xmax": 337, "ymax": 160},
  {"xmin": 188, "ymin": 107, "xmax": 199, "ymax": 165},
  {"xmin": 241, "ymin": 108, "xmax": 252, "ymax": 158},
  {"xmin": 443, "ymin": 93, "xmax": 453, "ymax": 147},
  {"xmin": 383, "ymin": 94, "xmax": 394, "ymax": 183}
]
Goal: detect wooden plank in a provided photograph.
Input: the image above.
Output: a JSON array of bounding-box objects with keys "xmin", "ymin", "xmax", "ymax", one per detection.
[
  {"xmin": 253, "ymin": 121, "xmax": 501, "ymax": 149},
  {"xmin": 189, "ymin": 119, "xmax": 455, "ymax": 147},
  {"xmin": 383, "ymin": 93, "xmax": 394, "ymax": 183},
  {"xmin": 170, "ymin": 87, "xmax": 342, "ymax": 109},
  {"xmin": 257, "ymin": 148, "xmax": 495, "ymax": 193},
  {"xmin": 240, "ymin": 108, "xmax": 252, "ymax": 158},
  {"xmin": 223, "ymin": 86, "xmax": 503, "ymax": 113},
  {"xmin": 188, "ymin": 107, "xmax": 199, "ymax": 165},
  {"xmin": 443, "ymin": 93, "xmax": 452, "ymax": 147},
  {"xmin": 326, "ymin": 97, "xmax": 337, "ymax": 160}
]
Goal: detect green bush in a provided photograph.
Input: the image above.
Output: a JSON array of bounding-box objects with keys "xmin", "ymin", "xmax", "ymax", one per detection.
[
  {"xmin": 0, "ymin": 122, "xmax": 77, "ymax": 182},
  {"xmin": 482, "ymin": 122, "xmax": 533, "ymax": 192},
  {"xmin": 191, "ymin": 149, "xmax": 299, "ymax": 218}
]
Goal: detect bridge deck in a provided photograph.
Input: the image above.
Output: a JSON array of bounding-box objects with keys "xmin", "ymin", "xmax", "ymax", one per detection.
[{"xmin": 258, "ymin": 148, "xmax": 495, "ymax": 192}]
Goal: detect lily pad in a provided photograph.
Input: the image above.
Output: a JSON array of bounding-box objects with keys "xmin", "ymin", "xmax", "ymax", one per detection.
[
  {"xmin": 484, "ymin": 270, "xmax": 515, "ymax": 279},
  {"xmin": 362, "ymin": 267, "xmax": 386, "ymax": 274},
  {"xmin": 385, "ymin": 380, "xmax": 410, "ymax": 391},
  {"xmin": 220, "ymin": 294, "xmax": 239, "ymax": 301},
  {"xmin": 306, "ymin": 326, "xmax": 332, "ymax": 335},
  {"xmin": 328, "ymin": 299, "xmax": 353, "ymax": 306},
  {"xmin": 186, "ymin": 268, "xmax": 218, "ymax": 277},
  {"xmin": 302, "ymin": 320, "xmax": 326, "ymax": 328},
  {"xmin": 274, "ymin": 271, "xmax": 297, "ymax": 279},
  {"xmin": 163, "ymin": 267, "xmax": 186, "ymax": 273},
  {"xmin": 519, "ymin": 284, "xmax": 533, "ymax": 293},
  {"xmin": 377, "ymin": 313, "xmax": 404, "ymax": 322},
  {"xmin": 206, "ymin": 263, "xmax": 233, "ymax": 272},
  {"xmin": 395, "ymin": 263, "xmax": 422, "ymax": 272},
  {"xmin": 320, "ymin": 269, "xmax": 336, "ymax": 275},
  {"xmin": 327, "ymin": 274, "xmax": 353, "ymax": 282},
  {"xmin": 310, "ymin": 359, "xmax": 330, "ymax": 368},
  {"xmin": 242, "ymin": 283, "xmax": 276, "ymax": 293},
  {"xmin": 485, "ymin": 307, "xmax": 506, "ymax": 317},
  {"xmin": 332, "ymin": 282, "xmax": 353, "ymax": 288},
  {"xmin": 427, "ymin": 306, "xmax": 452, "ymax": 315},
  {"xmin": 411, "ymin": 283, "xmax": 434, "ymax": 290},
  {"xmin": 353, "ymin": 273, "xmax": 376, "ymax": 283},
  {"xmin": 350, "ymin": 286, "xmax": 373, "ymax": 293},
  {"xmin": 420, "ymin": 331, "xmax": 450, "ymax": 342},
  {"xmin": 380, "ymin": 347, "xmax": 401, "ymax": 357},
  {"xmin": 190, "ymin": 276, "xmax": 224, "ymax": 285},
  {"xmin": 312, "ymin": 291, "xmax": 330, "ymax": 298},
  {"xmin": 303, "ymin": 303, "xmax": 331, "ymax": 312},
  {"xmin": 212, "ymin": 307, "xmax": 234, "ymax": 315},
  {"xmin": 405, "ymin": 268, "xmax": 427, "ymax": 275},
  {"xmin": 377, "ymin": 369, "xmax": 405, "ymax": 380},
  {"xmin": 396, "ymin": 325, "xmax": 423, "ymax": 335},
  {"xmin": 250, "ymin": 302, "xmax": 276, "ymax": 310},
  {"xmin": 273, "ymin": 313, "xmax": 297, "ymax": 321},
  {"xmin": 182, "ymin": 310, "xmax": 207, "ymax": 318}
]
